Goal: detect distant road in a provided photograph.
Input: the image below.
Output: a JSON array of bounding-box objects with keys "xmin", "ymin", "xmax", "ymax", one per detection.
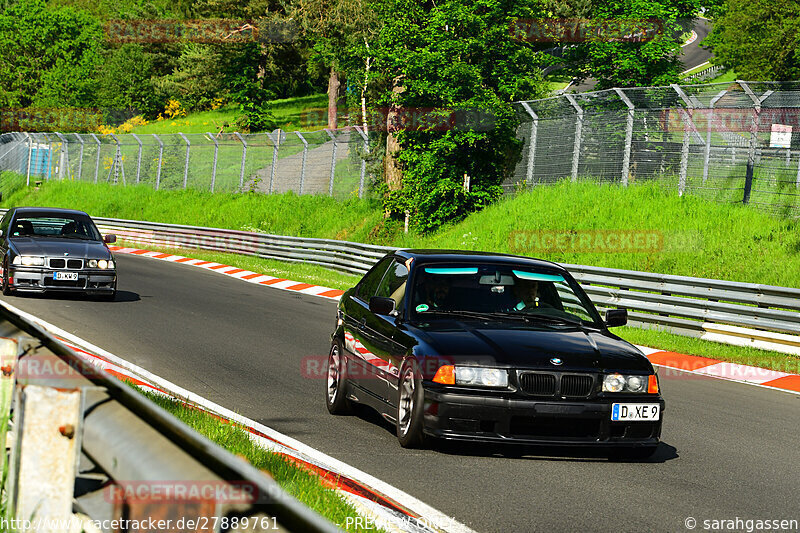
[{"xmin": 569, "ymin": 18, "xmax": 714, "ymax": 93}]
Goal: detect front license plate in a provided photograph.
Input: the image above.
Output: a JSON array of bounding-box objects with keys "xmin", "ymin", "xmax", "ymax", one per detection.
[
  {"xmin": 54, "ymin": 272, "xmax": 78, "ymax": 281},
  {"xmin": 611, "ymin": 403, "xmax": 660, "ymax": 421}
]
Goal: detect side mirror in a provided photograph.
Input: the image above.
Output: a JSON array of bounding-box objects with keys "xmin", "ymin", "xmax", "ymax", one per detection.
[
  {"xmin": 103, "ymin": 234, "xmax": 117, "ymax": 244},
  {"xmin": 369, "ymin": 296, "xmax": 395, "ymax": 315},
  {"xmin": 605, "ymin": 309, "xmax": 628, "ymax": 328},
  {"xmin": 0, "ymin": 229, "xmax": 4, "ymax": 237}
]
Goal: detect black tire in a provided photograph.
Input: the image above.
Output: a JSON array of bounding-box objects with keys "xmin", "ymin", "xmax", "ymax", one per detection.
[
  {"xmin": 396, "ymin": 359, "xmax": 427, "ymax": 448},
  {"xmin": 325, "ymin": 341, "xmax": 353, "ymax": 415},
  {"xmin": 609, "ymin": 445, "xmax": 658, "ymax": 461},
  {"xmin": 2, "ymin": 259, "xmax": 12, "ymax": 296}
]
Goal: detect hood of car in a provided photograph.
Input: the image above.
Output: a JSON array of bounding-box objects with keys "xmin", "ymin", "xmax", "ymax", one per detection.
[
  {"xmin": 408, "ymin": 320, "xmax": 651, "ymax": 373},
  {"xmin": 10, "ymin": 237, "xmax": 111, "ymax": 259}
]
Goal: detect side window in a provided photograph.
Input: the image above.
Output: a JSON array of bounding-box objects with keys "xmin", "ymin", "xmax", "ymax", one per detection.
[
  {"xmin": 375, "ymin": 260, "xmax": 409, "ymax": 313},
  {"xmin": 356, "ymin": 257, "xmax": 393, "ymax": 301}
]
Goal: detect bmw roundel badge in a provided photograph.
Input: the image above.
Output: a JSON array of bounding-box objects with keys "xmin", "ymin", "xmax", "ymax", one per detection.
[{"xmin": 550, "ymin": 357, "xmax": 563, "ymax": 366}]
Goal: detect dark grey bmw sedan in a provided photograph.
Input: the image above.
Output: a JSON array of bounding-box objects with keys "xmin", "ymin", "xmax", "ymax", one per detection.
[{"xmin": 0, "ymin": 207, "xmax": 117, "ymax": 299}]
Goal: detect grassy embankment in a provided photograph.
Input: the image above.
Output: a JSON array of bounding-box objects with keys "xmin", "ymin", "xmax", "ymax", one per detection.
[{"xmin": 3, "ymin": 176, "xmax": 799, "ymax": 374}]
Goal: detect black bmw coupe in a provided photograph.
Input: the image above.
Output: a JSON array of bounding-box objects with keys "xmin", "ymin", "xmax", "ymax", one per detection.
[
  {"xmin": 327, "ymin": 250, "xmax": 663, "ymax": 457},
  {"xmin": 0, "ymin": 207, "xmax": 117, "ymax": 299}
]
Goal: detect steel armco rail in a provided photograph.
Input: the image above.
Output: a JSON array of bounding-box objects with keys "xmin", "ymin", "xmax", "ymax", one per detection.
[
  {"xmin": 0, "ymin": 304, "xmax": 340, "ymax": 533},
  {"xmin": 88, "ymin": 216, "xmax": 800, "ymax": 351}
]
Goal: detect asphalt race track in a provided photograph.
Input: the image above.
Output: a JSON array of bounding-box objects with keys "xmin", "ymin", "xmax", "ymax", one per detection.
[{"xmin": 6, "ymin": 254, "xmax": 799, "ymax": 532}]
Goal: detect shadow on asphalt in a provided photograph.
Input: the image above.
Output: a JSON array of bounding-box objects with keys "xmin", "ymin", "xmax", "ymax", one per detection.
[
  {"xmin": 7, "ymin": 290, "xmax": 140, "ymax": 303},
  {"xmin": 351, "ymin": 404, "xmax": 679, "ymax": 463}
]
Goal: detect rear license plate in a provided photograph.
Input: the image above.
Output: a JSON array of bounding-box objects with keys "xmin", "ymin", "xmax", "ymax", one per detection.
[
  {"xmin": 611, "ymin": 403, "xmax": 660, "ymax": 421},
  {"xmin": 54, "ymin": 272, "xmax": 78, "ymax": 281}
]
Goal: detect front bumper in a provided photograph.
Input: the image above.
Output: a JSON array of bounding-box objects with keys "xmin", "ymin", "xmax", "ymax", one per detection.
[
  {"xmin": 7, "ymin": 267, "xmax": 116, "ymax": 293},
  {"xmin": 423, "ymin": 387, "xmax": 664, "ymax": 447}
]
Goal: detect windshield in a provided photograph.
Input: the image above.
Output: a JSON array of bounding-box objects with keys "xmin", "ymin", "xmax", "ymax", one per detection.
[
  {"xmin": 10, "ymin": 213, "xmax": 102, "ymax": 241},
  {"xmin": 409, "ymin": 263, "xmax": 603, "ymax": 327}
]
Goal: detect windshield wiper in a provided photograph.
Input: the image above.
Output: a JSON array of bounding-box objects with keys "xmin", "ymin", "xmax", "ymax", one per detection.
[
  {"xmin": 59, "ymin": 234, "xmax": 92, "ymax": 240},
  {"xmin": 518, "ymin": 313, "xmax": 589, "ymax": 328}
]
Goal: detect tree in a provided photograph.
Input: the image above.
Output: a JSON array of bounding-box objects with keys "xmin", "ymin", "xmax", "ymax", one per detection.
[
  {"xmin": 706, "ymin": 0, "xmax": 800, "ymax": 80},
  {"xmin": 97, "ymin": 44, "xmax": 163, "ymax": 117},
  {"xmin": 0, "ymin": 0, "xmax": 103, "ymax": 108},
  {"xmin": 356, "ymin": 0, "xmax": 551, "ymax": 232},
  {"xmin": 559, "ymin": 0, "xmax": 704, "ymax": 88}
]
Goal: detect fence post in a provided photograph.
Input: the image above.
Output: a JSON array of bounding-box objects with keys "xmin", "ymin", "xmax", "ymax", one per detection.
[
  {"xmin": 73, "ymin": 133, "xmax": 84, "ymax": 181},
  {"xmin": 266, "ymin": 131, "xmax": 279, "ymax": 194},
  {"xmin": 740, "ymin": 81, "xmax": 773, "ymax": 204},
  {"xmin": 234, "ymin": 132, "xmax": 247, "ymax": 191},
  {"xmin": 704, "ymin": 90, "xmax": 727, "ymax": 184},
  {"xmin": 614, "ymin": 88, "xmax": 634, "ymax": 186},
  {"xmin": 520, "ymin": 102, "xmax": 539, "ymax": 187},
  {"xmin": 296, "ymin": 131, "xmax": 308, "ymax": 195},
  {"xmin": 44, "ymin": 133, "xmax": 53, "ymax": 181},
  {"xmin": 108, "ymin": 133, "xmax": 124, "ymax": 184},
  {"xmin": 672, "ymin": 84, "xmax": 697, "ymax": 196},
  {"xmin": 206, "ymin": 133, "xmax": 218, "ymax": 193},
  {"xmin": 325, "ymin": 129, "xmax": 337, "ymax": 196},
  {"xmin": 354, "ymin": 126, "xmax": 369, "ymax": 198},
  {"xmin": 131, "ymin": 133, "xmax": 142, "ymax": 184},
  {"xmin": 89, "ymin": 133, "xmax": 101, "ymax": 184},
  {"xmin": 25, "ymin": 133, "xmax": 33, "ymax": 186},
  {"xmin": 153, "ymin": 134, "xmax": 164, "ymax": 190},
  {"xmin": 178, "ymin": 132, "xmax": 191, "ymax": 189},
  {"xmin": 565, "ymin": 94, "xmax": 583, "ymax": 182},
  {"xmin": 54, "ymin": 132, "xmax": 69, "ymax": 180}
]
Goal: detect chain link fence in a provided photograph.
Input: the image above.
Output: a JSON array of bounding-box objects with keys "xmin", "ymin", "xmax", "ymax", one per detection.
[
  {"xmin": 510, "ymin": 80, "xmax": 800, "ymax": 216},
  {"xmin": 0, "ymin": 127, "xmax": 372, "ymax": 200}
]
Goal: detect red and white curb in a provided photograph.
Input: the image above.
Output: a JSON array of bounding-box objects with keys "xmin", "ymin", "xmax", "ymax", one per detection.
[
  {"xmin": 108, "ymin": 246, "xmax": 346, "ymax": 300},
  {"xmin": 111, "ymin": 244, "xmax": 800, "ymax": 396},
  {"xmin": 1, "ymin": 301, "xmax": 471, "ymax": 533},
  {"xmin": 636, "ymin": 346, "xmax": 800, "ymax": 395}
]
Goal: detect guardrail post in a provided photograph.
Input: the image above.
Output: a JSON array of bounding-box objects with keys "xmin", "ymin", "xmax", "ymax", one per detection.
[
  {"xmin": 206, "ymin": 132, "xmax": 219, "ymax": 193},
  {"xmin": 234, "ymin": 132, "xmax": 247, "ymax": 191},
  {"xmin": 703, "ymin": 90, "xmax": 727, "ymax": 184},
  {"xmin": 267, "ymin": 131, "xmax": 279, "ymax": 194},
  {"xmin": 325, "ymin": 128, "xmax": 337, "ymax": 196},
  {"xmin": 520, "ymin": 102, "xmax": 539, "ymax": 188},
  {"xmin": 565, "ymin": 94, "xmax": 583, "ymax": 182},
  {"xmin": 296, "ymin": 131, "xmax": 308, "ymax": 195},
  {"xmin": 9, "ymin": 385, "xmax": 83, "ymax": 532},
  {"xmin": 89, "ymin": 133, "xmax": 101, "ymax": 184},
  {"xmin": 614, "ymin": 89, "xmax": 634, "ymax": 186},
  {"xmin": 740, "ymin": 81, "xmax": 773, "ymax": 204},
  {"xmin": 73, "ymin": 133, "xmax": 84, "ymax": 181},
  {"xmin": 178, "ymin": 132, "xmax": 191, "ymax": 189},
  {"xmin": 354, "ymin": 126, "xmax": 369, "ymax": 198},
  {"xmin": 131, "ymin": 133, "xmax": 143, "ymax": 184}
]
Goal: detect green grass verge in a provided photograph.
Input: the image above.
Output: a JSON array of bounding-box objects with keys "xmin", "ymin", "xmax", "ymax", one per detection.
[
  {"xmin": 128, "ymin": 94, "xmax": 329, "ymax": 135},
  {"xmin": 141, "ymin": 390, "xmax": 384, "ymax": 533}
]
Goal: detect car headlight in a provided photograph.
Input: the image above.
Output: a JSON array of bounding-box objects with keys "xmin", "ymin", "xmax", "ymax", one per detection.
[
  {"xmin": 433, "ymin": 365, "xmax": 508, "ymax": 388},
  {"xmin": 12, "ymin": 256, "xmax": 44, "ymax": 266},
  {"xmin": 603, "ymin": 373, "xmax": 657, "ymax": 393},
  {"xmin": 90, "ymin": 259, "xmax": 114, "ymax": 269},
  {"xmin": 98, "ymin": 260, "xmax": 108, "ymax": 269},
  {"xmin": 89, "ymin": 259, "xmax": 98, "ymax": 268}
]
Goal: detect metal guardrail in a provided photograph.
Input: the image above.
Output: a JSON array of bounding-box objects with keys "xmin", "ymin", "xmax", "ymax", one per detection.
[
  {"xmin": 87, "ymin": 216, "xmax": 800, "ymax": 348},
  {"xmin": 0, "ymin": 303, "xmax": 340, "ymax": 533}
]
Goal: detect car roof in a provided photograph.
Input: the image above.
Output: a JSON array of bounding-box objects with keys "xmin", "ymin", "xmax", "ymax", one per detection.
[
  {"xmin": 393, "ymin": 249, "xmax": 567, "ymax": 272},
  {"xmin": 10, "ymin": 206, "xmax": 91, "ymax": 217}
]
